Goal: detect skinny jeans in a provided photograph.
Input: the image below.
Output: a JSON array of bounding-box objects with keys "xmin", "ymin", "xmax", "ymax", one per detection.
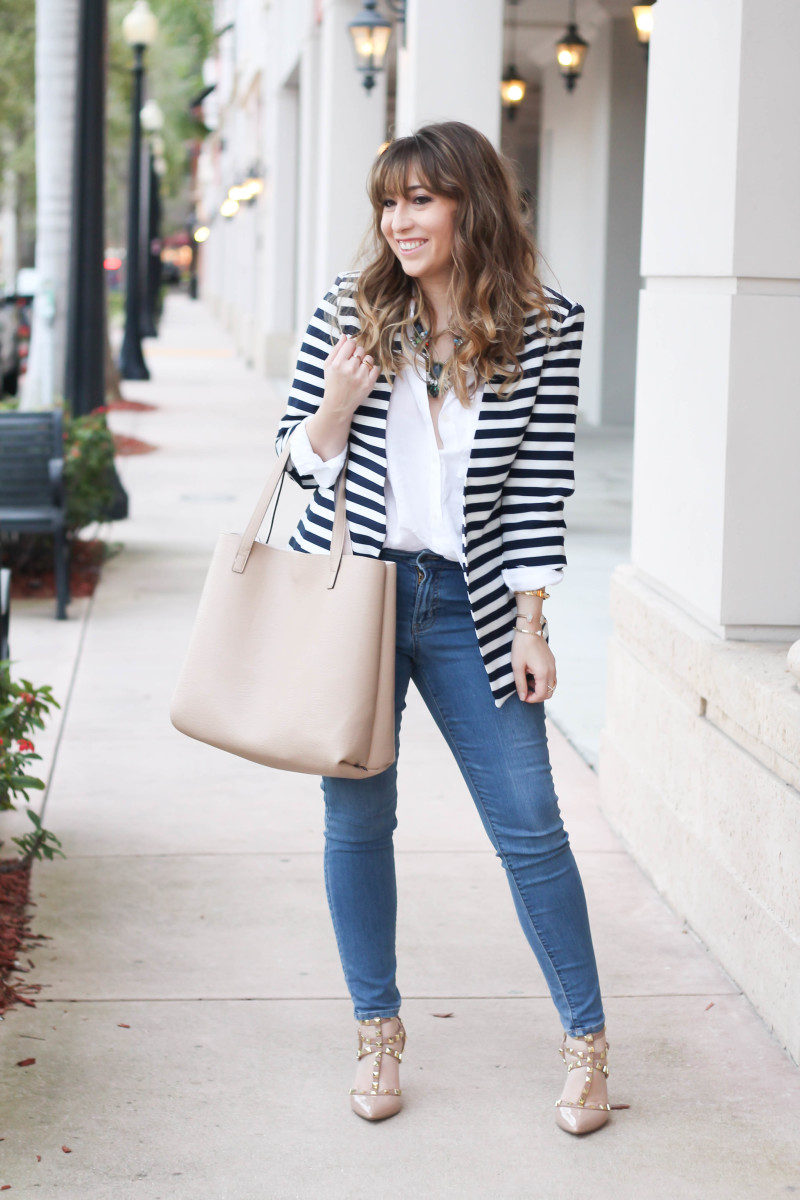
[{"xmin": 321, "ymin": 547, "xmax": 606, "ymax": 1037}]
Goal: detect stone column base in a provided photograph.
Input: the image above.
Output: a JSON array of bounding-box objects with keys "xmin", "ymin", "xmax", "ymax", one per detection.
[{"xmin": 599, "ymin": 564, "xmax": 800, "ymax": 1064}]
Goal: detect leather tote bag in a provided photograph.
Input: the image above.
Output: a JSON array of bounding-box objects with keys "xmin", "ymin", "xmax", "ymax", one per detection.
[{"xmin": 170, "ymin": 441, "xmax": 397, "ymax": 778}]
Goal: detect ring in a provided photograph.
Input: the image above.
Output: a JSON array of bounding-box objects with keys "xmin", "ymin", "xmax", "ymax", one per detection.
[
  {"xmin": 362, "ymin": 354, "xmax": 374, "ymax": 365},
  {"xmin": 547, "ymin": 683, "xmax": 556, "ymax": 693}
]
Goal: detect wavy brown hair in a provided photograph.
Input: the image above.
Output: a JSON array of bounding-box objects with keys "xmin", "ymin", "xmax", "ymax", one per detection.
[{"xmin": 338, "ymin": 120, "xmax": 554, "ymax": 406}]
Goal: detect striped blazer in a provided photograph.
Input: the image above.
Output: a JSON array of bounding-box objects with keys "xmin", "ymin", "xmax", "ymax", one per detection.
[{"xmin": 274, "ymin": 270, "xmax": 584, "ymax": 708}]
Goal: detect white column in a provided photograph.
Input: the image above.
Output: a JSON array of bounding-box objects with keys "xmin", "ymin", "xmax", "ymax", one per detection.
[
  {"xmin": 261, "ymin": 81, "xmax": 300, "ymax": 374},
  {"xmin": 395, "ymin": 0, "xmax": 503, "ymax": 146},
  {"xmin": 599, "ymin": 0, "xmax": 800, "ymax": 1063},
  {"xmin": 633, "ymin": 0, "xmax": 800, "ymax": 636},
  {"xmin": 314, "ymin": 0, "xmax": 387, "ymax": 297},
  {"xmin": 538, "ymin": 17, "xmax": 646, "ymax": 425},
  {"xmin": 295, "ymin": 26, "xmax": 321, "ymax": 336}
]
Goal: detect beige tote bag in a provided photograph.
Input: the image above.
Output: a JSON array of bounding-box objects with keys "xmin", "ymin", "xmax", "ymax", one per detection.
[{"xmin": 170, "ymin": 441, "xmax": 397, "ymax": 778}]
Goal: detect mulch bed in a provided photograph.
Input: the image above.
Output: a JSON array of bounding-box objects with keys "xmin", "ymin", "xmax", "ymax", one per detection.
[
  {"xmin": 106, "ymin": 398, "xmax": 157, "ymax": 413},
  {"xmin": 112, "ymin": 433, "xmax": 157, "ymax": 456},
  {"xmin": 0, "ymin": 859, "xmax": 42, "ymax": 1016},
  {"xmin": 8, "ymin": 538, "xmax": 106, "ymax": 602}
]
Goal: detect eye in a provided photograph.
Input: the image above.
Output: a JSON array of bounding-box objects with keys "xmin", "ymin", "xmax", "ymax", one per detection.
[{"xmin": 413, "ymin": 195, "xmax": 431, "ymax": 204}]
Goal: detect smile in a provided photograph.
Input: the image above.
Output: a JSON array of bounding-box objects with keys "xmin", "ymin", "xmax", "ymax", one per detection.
[{"xmin": 397, "ymin": 239, "xmax": 428, "ymax": 254}]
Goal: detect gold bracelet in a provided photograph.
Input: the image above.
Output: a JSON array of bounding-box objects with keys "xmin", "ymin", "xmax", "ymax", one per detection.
[
  {"xmin": 514, "ymin": 624, "xmax": 546, "ymax": 637},
  {"xmin": 515, "ymin": 611, "xmax": 544, "ymax": 624},
  {"xmin": 514, "ymin": 587, "xmax": 550, "ymax": 600}
]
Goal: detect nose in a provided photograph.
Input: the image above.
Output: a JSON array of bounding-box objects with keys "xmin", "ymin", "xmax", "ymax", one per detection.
[{"xmin": 391, "ymin": 201, "xmax": 415, "ymax": 235}]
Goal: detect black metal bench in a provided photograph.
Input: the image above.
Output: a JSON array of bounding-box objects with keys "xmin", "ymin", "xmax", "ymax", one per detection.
[{"xmin": 0, "ymin": 411, "xmax": 70, "ymax": 620}]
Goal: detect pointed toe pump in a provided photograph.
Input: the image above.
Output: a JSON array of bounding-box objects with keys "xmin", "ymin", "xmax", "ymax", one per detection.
[
  {"xmin": 349, "ymin": 1015, "xmax": 407, "ymax": 1121},
  {"xmin": 554, "ymin": 1028, "xmax": 611, "ymax": 1135}
]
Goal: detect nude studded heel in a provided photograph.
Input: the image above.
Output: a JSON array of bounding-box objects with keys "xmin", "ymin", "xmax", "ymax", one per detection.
[
  {"xmin": 349, "ymin": 1015, "xmax": 407, "ymax": 1121},
  {"xmin": 554, "ymin": 1028, "xmax": 612, "ymax": 1135}
]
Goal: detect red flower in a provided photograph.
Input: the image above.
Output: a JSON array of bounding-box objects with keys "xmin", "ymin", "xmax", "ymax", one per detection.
[
  {"xmin": 21, "ymin": 692, "xmax": 35, "ymax": 704},
  {"xmin": 17, "ymin": 738, "xmax": 35, "ymax": 753}
]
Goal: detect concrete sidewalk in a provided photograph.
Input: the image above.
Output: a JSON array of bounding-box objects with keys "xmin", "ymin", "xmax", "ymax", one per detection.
[{"xmin": 1, "ymin": 293, "xmax": 798, "ymax": 1199}]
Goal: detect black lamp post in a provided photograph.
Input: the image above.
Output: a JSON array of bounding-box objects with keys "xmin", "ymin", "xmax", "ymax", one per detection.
[
  {"xmin": 65, "ymin": 0, "xmax": 129, "ymax": 520},
  {"xmin": 65, "ymin": 0, "xmax": 107, "ymax": 417},
  {"xmin": 139, "ymin": 100, "xmax": 164, "ymax": 338},
  {"xmin": 147, "ymin": 149, "xmax": 165, "ymax": 329},
  {"xmin": 119, "ymin": 1, "xmax": 158, "ymax": 380}
]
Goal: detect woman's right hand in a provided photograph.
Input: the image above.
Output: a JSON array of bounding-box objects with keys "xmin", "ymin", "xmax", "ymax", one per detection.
[{"xmin": 322, "ymin": 333, "xmax": 381, "ymax": 415}]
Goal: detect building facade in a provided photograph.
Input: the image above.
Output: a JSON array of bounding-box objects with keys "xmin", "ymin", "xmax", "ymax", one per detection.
[{"xmin": 195, "ymin": 0, "xmax": 800, "ymax": 1063}]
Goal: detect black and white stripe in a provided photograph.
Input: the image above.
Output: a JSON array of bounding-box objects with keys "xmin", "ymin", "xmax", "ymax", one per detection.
[{"xmin": 274, "ymin": 270, "xmax": 583, "ymax": 708}]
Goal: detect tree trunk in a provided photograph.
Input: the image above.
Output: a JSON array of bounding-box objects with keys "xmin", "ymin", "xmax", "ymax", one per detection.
[
  {"xmin": 18, "ymin": 0, "xmax": 80, "ymax": 411},
  {"xmin": 0, "ymin": 160, "xmax": 18, "ymax": 292}
]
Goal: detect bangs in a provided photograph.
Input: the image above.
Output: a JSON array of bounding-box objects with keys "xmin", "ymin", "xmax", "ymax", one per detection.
[{"xmin": 368, "ymin": 137, "xmax": 459, "ymax": 209}]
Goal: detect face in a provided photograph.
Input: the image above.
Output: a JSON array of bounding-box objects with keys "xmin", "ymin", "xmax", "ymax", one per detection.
[{"xmin": 379, "ymin": 172, "xmax": 459, "ymax": 285}]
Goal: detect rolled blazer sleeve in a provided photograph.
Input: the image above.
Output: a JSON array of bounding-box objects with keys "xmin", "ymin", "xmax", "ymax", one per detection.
[
  {"xmin": 274, "ymin": 274, "xmax": 346, "ymax": 490},
  {"xmin": 499, "ymin": 300, "xmax": 584, "ymax": 588}
]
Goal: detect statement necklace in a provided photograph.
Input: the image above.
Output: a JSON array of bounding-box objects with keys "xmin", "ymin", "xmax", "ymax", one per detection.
[{"xmin": 410, "ymin": 317, "xmax": 463, "ymax": 399}]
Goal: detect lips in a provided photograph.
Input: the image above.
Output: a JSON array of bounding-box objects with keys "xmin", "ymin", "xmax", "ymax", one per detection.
[{"xmin": 397, "ymin": 239, "xmax": 428, "ymax": 254}]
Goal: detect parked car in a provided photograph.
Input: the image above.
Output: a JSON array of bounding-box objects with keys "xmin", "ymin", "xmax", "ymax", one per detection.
[
  {"xmin": 13, "ymin": 293, "xmax": 32, "ymax": 386},
  {"xmin": 0, "ymin": 293, "xmax": 19, "ymax": 396},
  {"xmin": 0, "ymin": 292, "xmax": 33, "ymax": 398}
]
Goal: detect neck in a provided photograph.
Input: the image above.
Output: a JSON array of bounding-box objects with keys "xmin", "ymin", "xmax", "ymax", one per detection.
[{"xmin": 417, "ymin": 273, "xmax": 452, "ymax": 334}]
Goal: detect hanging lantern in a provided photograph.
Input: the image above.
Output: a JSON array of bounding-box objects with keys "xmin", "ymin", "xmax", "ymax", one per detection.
[
  {"xmin": 348, "ymin": 0, "xmax": 393, "ymax": 93},
  {"xmin": 632, "ymin": 1, "xmax": 656, "ymax": 45},
  {"xmin": 500, "ymin": 65, "xmax": 527, "ymax": 117},
  {"xmin": 501, "ymin": 0, "xmax": 526, "ymax": 118},
  {"xmin": 556, "ymin": 1, "xmax": 589, "ymax": 92}
]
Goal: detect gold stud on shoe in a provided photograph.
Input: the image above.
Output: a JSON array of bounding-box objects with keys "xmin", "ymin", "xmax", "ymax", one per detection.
[
  {"xmin": 349, "ymin": 1016, "xmax": 407, "ymax": 1121},
  {"xmin": 554, "ymin": 1027, "xmax": 611, "ymax": 1135}
]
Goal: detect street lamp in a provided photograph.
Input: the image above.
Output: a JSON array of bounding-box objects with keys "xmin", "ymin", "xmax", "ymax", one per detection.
[
  {"xmin": 140, "ymin": 98, "xmax": 163, "ymax": 135},
  {"xmin": 65, "ymin": 0, "xmax": 108, "ymax": 419},
  {"xmin": 140, "ymin": 98, "xmax": 164, "ymax": 338},
  {"xmin": 119, "ymin": 0, "xmax": 158, "ymax": 380}
]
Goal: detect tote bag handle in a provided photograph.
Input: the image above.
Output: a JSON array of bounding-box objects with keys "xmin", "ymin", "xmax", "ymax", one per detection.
[{"xmin": 231, "ymin": 436, "xmax": 350, "ymax": 590}]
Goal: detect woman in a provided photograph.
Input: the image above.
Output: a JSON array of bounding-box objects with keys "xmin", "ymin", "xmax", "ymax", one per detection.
[{"xmin": 274, "ymin": 121, "xmax": 611, "ymax": 1135}]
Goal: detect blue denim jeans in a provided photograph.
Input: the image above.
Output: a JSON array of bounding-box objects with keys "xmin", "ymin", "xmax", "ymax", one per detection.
[{"xmin": 321, "ymin": 547, "xmax": 606, "ymax": 1036}]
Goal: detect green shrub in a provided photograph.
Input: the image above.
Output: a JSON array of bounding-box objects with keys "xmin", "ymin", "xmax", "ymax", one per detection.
[
  {"xmin": 63, "ymin": 408, "xmax": 116, "ymax": 535},
  {"xmin": 0, "ymin": 661, "xmax": 64, "ymax": 864}
]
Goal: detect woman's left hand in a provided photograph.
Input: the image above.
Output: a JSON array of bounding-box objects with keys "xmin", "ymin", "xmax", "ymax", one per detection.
[{"xmin": 511, "ymin": 629, "xmax": 557, "ymax": 703}]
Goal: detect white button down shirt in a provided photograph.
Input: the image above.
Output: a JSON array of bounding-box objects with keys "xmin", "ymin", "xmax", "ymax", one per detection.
[{"xmin": 287, "ymin": 353, "xmax": 564, "ymax": 596}]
